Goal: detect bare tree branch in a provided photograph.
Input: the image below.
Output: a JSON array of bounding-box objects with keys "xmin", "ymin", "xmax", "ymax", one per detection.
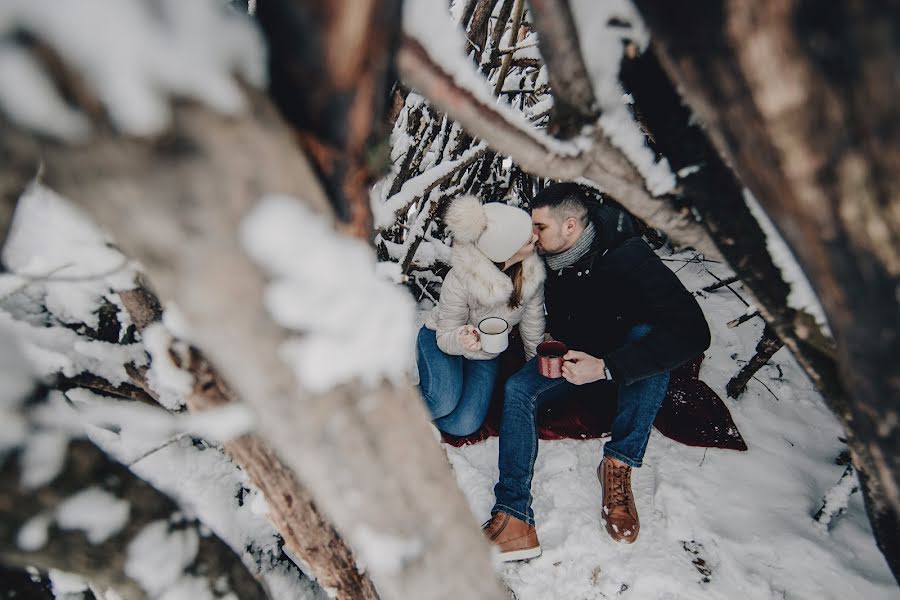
[
  {"xmin": 396, "ymin": 35, "xmax": 719, "ymax": 257},
  {"xmin": 493, "ymin": 0, "xmax": 527, "ymax": 95},
  {"xmin": 527, "ymin": 0, "xmax": 599, "ymax": 134}
]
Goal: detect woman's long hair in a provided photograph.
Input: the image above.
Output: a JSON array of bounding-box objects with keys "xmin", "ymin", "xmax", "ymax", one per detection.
[{"xmin": 494, "ymin": 260, "xmax": 525, "ymax": 308}]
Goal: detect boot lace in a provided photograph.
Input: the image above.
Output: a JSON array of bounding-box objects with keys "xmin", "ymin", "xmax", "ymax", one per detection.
[
  {"xmin": 482, "ymin": 513, "xmax": 502, "ymax": 534},
  {"xmin": 606, "ymin": 464, "xmax": 632, "ymax": 509}
]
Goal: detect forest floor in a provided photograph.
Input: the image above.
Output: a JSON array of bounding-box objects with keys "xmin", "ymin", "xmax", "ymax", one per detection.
[{"xmin": 442, "ymin": 248, "xmax": 897, "ymax": 600}]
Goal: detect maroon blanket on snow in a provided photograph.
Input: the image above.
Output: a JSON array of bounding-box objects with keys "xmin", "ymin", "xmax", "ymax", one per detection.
[{"xmin": 441, "ymin": 332, "xmax": 747, "ymax": 452}]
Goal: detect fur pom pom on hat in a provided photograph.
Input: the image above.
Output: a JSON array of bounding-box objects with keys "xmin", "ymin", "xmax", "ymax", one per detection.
[{"xmin": 445, "ymin": 195, "xmax": 533, "ymax": 263}]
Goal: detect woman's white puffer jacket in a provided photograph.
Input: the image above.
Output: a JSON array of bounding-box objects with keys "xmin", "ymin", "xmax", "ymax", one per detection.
[{"xmin": 424, "ymin": 243, "xmax": 546, "ymax": 360}]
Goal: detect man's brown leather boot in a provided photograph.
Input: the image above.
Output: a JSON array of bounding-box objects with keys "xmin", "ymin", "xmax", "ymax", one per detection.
[
  {"xmin": 598, "ymin": 458, "xmax": 640, "ymax": 543},
  {"xmin": 482, "ymin": 511, "xmax": 541, "ymax": 562}
]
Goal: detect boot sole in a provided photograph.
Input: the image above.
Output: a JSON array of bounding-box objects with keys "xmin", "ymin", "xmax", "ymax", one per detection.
[{"xmin": 496, "ymin": 545, "xmax": 542, "ymax": 562}]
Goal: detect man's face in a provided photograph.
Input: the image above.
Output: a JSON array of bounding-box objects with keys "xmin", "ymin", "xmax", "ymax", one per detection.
[{"xmin": 532, "ymin": 207, "xmax": 574, "ymax": 255}]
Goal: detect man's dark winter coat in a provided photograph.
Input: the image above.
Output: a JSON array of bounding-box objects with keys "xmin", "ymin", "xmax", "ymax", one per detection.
[{"xmin": 544, "ymin": 203, "xmax": 711, "ymax": 386}]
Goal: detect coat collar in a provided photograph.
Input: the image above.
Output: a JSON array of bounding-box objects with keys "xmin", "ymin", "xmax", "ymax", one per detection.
[{"xmin": 451, "ymin": 243, "xmax": 545, "ymax": 306}]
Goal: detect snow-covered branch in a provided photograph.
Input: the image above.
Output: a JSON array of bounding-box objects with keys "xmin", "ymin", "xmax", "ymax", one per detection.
[{"xmin": 397, "ymin": 34, "xmax": 719, "ymax": 256}]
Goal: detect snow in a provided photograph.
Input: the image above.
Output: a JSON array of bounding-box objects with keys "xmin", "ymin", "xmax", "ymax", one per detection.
[
  {"xmin": 678, "ymin": 165, "xmax": 703, "ymax": 178},
  {"xmin": 352, "ymin": 525, "xmax": 424, "ymax": 577},
  {"xmin": 3, "ymin": 182, "xmax": 138, "ymax": 328},
  {"xmin": 125, "ymin": 519, "xmax": 202, "ymax": 598},
  {"xmin": 241, "ymin": 195, "xmax": 417, "ymax": 393},
  {"xmin": 17, "ymin": 514, "xmax": 51, "ymax": 551},
  {"xmin": 814, "ymin": 466, "xmax": 859, "ymax": 533},
  {"xmin": 442, "ymin": 249, "xmax": 895, "ymax": 599},
  {"xmin": 569, "ymin": 0, "xmax": 676, "ymax": 196},
  {"xmin": 84, "ymin": 406, "xmax": 323, "ymax": 598},
  {"xmin": 55, "ymin": 486, "xmax": 130, "ymax": 544},
  {"xmin": 0, "ymin": 44, "xmax": 90, "ymax": 141},
  {"xmin": 18, "ymin": 429, "xmax": 69, "ymax": 489},
  {"xmin": 142, "ymin": 323, "xmax": 192, "ymax": 412},
  {"xmin": 744, "ymin": 189, "xmax": 831, "ymax": 334},
  {"xmin": 403, "ymin": 0, "xmax": 581, "ymax": 159},
  {"xmin": 374, "ymin": 143, "xmax": 486, "ymax": 229},
  {"xmin": 1, "ymin": 184, "xmax": 319, "ymax": 597},
  {"xmin": 48, "ymin": 569, "xmax": 90, "ymax": 598},
  {"xmin": 0, "ymin": 0, "xmax": 266, "ymax": 139},
  {"xmin": 70, "ymin": 390, "xmax": 254, "ymax": 446},
  {"xmin": 0, "ymin": 312, "xmax": 147, "ymax": 385}
]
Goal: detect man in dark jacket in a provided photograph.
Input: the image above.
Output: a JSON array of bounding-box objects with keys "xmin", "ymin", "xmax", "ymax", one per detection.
[{"xmin": 483, "ymin": 183, "xmax": 711, "ymax": 561}]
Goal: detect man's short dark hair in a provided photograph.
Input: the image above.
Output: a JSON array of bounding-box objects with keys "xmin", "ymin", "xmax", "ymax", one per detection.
[{"xmin": 531, "ymin": 182, "xmax": 593, "ymax": 226}]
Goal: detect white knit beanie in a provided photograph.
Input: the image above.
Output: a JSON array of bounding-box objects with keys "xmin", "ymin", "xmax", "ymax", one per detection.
[{"xmin": 445, "ymin": 196, "xmax": 533, "ymax": 263}]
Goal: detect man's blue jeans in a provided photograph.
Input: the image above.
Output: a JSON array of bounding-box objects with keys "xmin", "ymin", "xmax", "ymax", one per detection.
[
  {"xmin": 492, "ymin": 324, "xmax": 670, "ymax": 525},
  {"xmin": 416, "ymin": 326, "xmax": 500, "ymax": 436}
]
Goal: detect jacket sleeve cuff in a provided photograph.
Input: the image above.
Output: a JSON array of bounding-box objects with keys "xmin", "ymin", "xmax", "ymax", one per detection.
[
  {"xmin": 436, "ymin": 325, "xmax": 467, "ymax": 355},
  {"xmin": 603, "ymin": 357, "xmax": 621, "ymax": 382}
]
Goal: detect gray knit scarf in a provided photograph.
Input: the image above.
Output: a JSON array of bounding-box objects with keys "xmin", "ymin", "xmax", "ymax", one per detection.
[{"xmin": 544, "ymin": 221, "xmax": 596, "ymax": 272}]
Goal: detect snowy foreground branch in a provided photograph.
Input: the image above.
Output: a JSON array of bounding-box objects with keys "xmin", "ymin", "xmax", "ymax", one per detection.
[
  {"xmin": 0, "ymin": 439, "xmax": 269, "ymax": 600},
  {"xmin": 0, "ymin": 93, "xmax": 508, "ymax": 598},
  {"xmin": 115, "ymin": 286, "xmax": 381, "ymax": 599}
]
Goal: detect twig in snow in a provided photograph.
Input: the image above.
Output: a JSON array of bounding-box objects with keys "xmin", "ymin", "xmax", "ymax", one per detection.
[
  {"xmin": 727, "ymin": 310, "xmax": 760, "ymax": 328},
  {"xmin": 702, "ymin": 275, "xmax": 739, "ymax": 292},
  {"xmin": 127, "ymin": 433, "xmax": 191, "ymax": 466},
  {"xmin": 726, "ymin": 325, "xmax": 784, "ymax": 398},
  {"xmin": 751, "ymin": 375, "xmax": 780, "ymax": 402},
  {"xmin": 700, "ymin": 267, "xmax": 749, "ymax": 307}
]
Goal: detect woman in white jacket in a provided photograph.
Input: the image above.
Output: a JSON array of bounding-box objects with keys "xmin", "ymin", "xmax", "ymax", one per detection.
[{"xmin": 418, "ymin": 196, "xmax": 546, "ymax": 436}]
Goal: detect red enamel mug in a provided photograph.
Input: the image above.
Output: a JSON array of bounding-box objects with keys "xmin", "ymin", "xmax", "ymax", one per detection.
[{"xmin": 537, "ymin": 341, "xmax": 568, "ymax": 378}]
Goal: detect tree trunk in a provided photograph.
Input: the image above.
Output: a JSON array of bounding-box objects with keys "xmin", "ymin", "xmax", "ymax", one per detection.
[
  {"xmin": 467, "ymin": 0, "xmax": 500, "ymax": 57},
  {"xmin": 256, "ymin": 0, "xmax": 403, "ymax": 239},
  {"xmin": 633, "ymin": 0, "xmax": 900, "ymax": 581},
  {"xmin": 0, "ymin": 91, "xmax": 507, "ymax": 599},
  {"xmin": 115, "ymin": 286, "xmax": 381, "ymax": 600},
  {"xmin": 0, "ymin": 441, "xmax": 268, "ymax": 600}
]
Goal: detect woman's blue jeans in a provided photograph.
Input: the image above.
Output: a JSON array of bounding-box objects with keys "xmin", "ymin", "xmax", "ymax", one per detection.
[
  {"xmin": 492, "ymin": 324, "xmax": 670, "ymax": 525},
  {"xmin": 416, "ymin": 326, "xmax": 500, "ymax": 437}
]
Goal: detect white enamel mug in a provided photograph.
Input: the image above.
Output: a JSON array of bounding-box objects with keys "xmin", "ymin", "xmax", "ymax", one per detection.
[{"xmin": 478, "ymin": 317, "xmax": 509, "ymax": 354}]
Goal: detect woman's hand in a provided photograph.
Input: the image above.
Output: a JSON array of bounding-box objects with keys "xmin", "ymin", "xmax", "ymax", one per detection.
[{"xmin": 459, "ymin": 324, "xmax": 482, "ymax": 352}]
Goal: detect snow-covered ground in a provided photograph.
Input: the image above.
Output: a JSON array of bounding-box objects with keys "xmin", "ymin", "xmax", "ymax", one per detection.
[{"xmin": 444, "ymin": 250, "xmax": 897, "ymax": 600}]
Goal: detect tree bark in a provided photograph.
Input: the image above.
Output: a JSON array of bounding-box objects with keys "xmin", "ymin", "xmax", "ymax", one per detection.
[
  {"xmin": 255, "ymin": 0, "xmax": 403, "ymax": 239},
  {"xmin": 0, "ymin": 441, "xmax": 267, "ymax": 600},
  {"xmin": 633, "ymin": 0, "xmax": 900, "ymax": 581},
  {"xmin": 527, "ymin": 0, "xmax": 599, "ymax": 134},
  {"xmin": 467, "ymin": 0, "xmax": 500, "ymax": 58},
  {"xmin": 492, "ymin": 0, "xmax": 526, "ymax": 96},
  {"xmin": 115, "ymin": 287, "xmax": 381, "ymax": 600},
  {"xmin": 0, "ymin": 92, "xmax": 507, "ymax": 599}
]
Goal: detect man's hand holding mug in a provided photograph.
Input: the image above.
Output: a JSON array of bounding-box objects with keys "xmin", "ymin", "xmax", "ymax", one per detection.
[{"xmin": 560, "ymin": 350, "xmax": 608, "ymax": 385}]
